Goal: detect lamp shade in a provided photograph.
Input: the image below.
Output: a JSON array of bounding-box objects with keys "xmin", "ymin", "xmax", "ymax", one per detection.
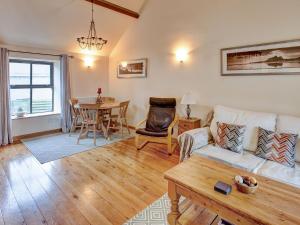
[{"xmin": 181, "ymin": 93, "xmax": 197, "ymax": 105}]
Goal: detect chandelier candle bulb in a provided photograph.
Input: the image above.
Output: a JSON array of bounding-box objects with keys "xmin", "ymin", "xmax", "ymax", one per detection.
[{"xmin": 77, "ymin": 1, "xmax": 108, "ymax": 51}]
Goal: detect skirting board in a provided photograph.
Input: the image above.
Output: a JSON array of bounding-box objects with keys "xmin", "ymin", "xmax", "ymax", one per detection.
[
  {"xmin": 13, "ymin": 126, "xmax": 136, "ymax": 144},
  {"xmin": 128, "ymin": 125, "xmax": 136, "ymax": 130},
  {"xmin": 13, "ymin": 128, "xmax": 62, "ymax": 144}
]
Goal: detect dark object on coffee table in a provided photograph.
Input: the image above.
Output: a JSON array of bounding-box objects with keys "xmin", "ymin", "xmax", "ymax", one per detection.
[
  {"xmin": 214, "ymin": 181, "xmax": 232, "ymax": 195},
  {"xmin": 219, "ymin": 219, "xmax": 234, "ymax": 225}
]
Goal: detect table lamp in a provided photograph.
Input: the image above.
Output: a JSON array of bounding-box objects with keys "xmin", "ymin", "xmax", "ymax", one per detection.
[{"xmin": 181, "ymin": 93, "xmax": 196, "ymax": 119}]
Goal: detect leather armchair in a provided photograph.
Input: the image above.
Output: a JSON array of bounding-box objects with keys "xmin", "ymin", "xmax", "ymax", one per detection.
[{"xmin": 135, "ymin": 97, "xmax": 179, "ymax": 155}]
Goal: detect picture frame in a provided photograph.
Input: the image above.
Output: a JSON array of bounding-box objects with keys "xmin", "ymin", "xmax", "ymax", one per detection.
[
  {"xmin": 117, "ymin": 58, "xmax": 147, "ymax": 78},
  {"xmin": 221, "ymin": 39, "xmax": 300, "ymax": 76}
]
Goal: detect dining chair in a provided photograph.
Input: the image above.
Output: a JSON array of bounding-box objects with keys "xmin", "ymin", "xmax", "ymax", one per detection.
[
  {"xmin": 98, "ymin": 96, "xmax": 116, "ymax": 121},
  {"xmin": 69, "ymin": 98, "xmax": 81, "ymax": 134},
  {"xmin": 101, "ymin": 97, "xmax": 115, "ymax": 103},
  {"xmin": 107, "ymin": 100, "xmax": 130, "ymax": 137},
  {"xmin": 77, "ymin": 104, "xmax": 104, "ymax": 145}
]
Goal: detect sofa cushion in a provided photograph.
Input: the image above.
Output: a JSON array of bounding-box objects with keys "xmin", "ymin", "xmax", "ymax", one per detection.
[
  {"xmin": 193, "ymin": 144, "xmax": 265, "ymax": 172},
  {"xmin": 210, "ymin": 105, "xmax": 276, "ymax": 152},
  {"xmin": 215, "ymin": 122, "xmax": 246, "ymax": 153},
  {"xmin": 277, "ymin": 115, "xmax": 300, "ymax": 163},
  {"xmin": 256, "ymin": 127, "xmax": 298, "ymax": 168},
  {"xmin": 257, "ymin": 160, "xmax": 300, "ymax": 188}
]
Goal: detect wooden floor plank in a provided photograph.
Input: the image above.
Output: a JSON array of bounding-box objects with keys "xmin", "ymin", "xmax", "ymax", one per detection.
[
  {"xmin": 45, "ymin": 155, "xmax": 143, "ymax": 220},
  {"xmin": 0, "ymin": 138, "xmax": 216, "ymax": 225},
  {"xmin": 0, "ymin": 165, "xmax": 25, "ymax": 225},
  {"xmin": 1, "ymin": 162, "xmax": 47, "ymax": 225},
  {"xmin": 1, "ymin": 144, "xmax": 91, "ymax": 225},
  {"xmin": 72, "ymin": 149, "xmax": 164, "ymax": 199},
  {"xmin": 91, "ymin": 145, "xmax": 170, "ymax": 185},
  {"xmin": 43, "ymin": 162, "xmax": 116, "ymax": 225},
  {"xmin": 14, "ymin": 156, "xmax": 72, "ymax": 225},
  {"xmin": 65, "ymin": 154, "xmax": 150, "ymax": 208},
  {"xmin": 22, "ymin": 157, "xmax": 91, "ymax": 225}
]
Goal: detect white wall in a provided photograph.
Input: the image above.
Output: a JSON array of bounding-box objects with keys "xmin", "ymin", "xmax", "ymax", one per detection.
[
  {"xmin": 1, "ymin": 44, "xmax": 109, "ymax": 136},
  {"xmin": 109, "ymin": 0, "xmax": 300, "ymax": 125},
  {"xmin": 70, "ymin": 54, "xmax": 109, "ymax": 98},
  {"xmin": 12, "ymin": 114, "xmax": 62, "ymax": 137}
]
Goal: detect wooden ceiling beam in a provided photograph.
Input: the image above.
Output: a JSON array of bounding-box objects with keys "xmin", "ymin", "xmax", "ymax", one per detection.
[{"xmin": 84, "ymin": 0, "xmax": 139, "ymax": 19}]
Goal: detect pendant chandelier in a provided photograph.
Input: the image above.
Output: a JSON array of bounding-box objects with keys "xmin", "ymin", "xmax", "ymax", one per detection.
[{"xmin": 77, "ymin": 0, "xmax": 108, "ymax": 51}]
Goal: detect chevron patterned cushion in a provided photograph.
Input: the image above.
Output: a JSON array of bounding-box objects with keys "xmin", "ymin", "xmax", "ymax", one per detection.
[
  {"xmin": 215, "ymin": 122, "xmax": 246, "ymax": 153},
  {"xmin": 256, "ymin": 127, "xmax": 298, "ymax": 168}
]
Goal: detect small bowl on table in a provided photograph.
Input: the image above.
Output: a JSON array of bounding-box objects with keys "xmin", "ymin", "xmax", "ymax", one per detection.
[{"xmin": 235, "ymin": 176, "xmax": 258, "ymax": 194}]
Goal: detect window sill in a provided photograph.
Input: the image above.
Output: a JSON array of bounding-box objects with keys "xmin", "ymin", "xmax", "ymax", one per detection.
[{"xmin": 12, "ymin": 112, "xmax": 61, "ymax": 120}]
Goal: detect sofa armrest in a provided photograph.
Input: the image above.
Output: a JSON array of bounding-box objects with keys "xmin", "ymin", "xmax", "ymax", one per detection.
[{"xmin": 177, "ymin": 127, "xmax": 212, "ymax": 162}]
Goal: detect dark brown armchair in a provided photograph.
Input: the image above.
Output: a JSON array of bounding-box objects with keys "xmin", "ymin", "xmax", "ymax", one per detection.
[{"xmin": 135, "ymin": 97, "xmax": 178, "ymax": 155}]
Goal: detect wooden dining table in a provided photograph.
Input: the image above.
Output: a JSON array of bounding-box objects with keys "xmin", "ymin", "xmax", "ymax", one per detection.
[{"xmin": 75, "ymin": 101, "xmax": 121, "ymax": 139}]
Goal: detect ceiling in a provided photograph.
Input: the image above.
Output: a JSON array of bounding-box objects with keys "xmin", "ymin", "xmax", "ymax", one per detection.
[{"xmin": 0, "ymin": 0, "xmax": 146, "ymax": 56}]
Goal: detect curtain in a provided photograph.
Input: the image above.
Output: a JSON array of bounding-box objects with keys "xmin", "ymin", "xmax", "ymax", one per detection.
[
  {"xmin": 60, "ymin": 55, "xmax": 72, "ymax": 133},
  {"xmin": 0, "ymin": 48, "xmax": 13, "ymax": 145}
]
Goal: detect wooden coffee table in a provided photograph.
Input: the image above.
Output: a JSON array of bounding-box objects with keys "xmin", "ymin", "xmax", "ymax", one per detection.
[{"xmin": 164, "ymin": 155, "xmax": 300, "ymax": 225}]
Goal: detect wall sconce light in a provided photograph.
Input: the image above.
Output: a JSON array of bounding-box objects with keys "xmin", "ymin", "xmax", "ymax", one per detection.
[
  {"xmin": 84, "ymin": 56, "xmax": 94, "ymax": 68},
  {"xmin": 176, "ymin": 48, "xmax": 188, "ymax": 63},
  {"xmin": 121, "ymin": 61, "xmax": 128, "ymax": 68}
]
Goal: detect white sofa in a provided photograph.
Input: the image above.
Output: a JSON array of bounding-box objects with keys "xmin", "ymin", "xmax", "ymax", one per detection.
[{"xmin": 178, "ymin": 105, "xmax": 300, "ymax": 188}]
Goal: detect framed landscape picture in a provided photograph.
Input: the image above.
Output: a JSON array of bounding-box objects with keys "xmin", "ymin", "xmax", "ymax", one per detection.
[
  {"xmin": 117, "ymin": 59, "xmax": 147, "ymax": 78},
  {"xmin": 221, "ymin": 39, "xmax": 300, "ymax": 76}
]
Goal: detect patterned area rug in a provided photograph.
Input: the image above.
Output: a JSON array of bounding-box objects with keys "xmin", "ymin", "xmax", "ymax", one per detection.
[
  {"xmin": 124, "ymin": 194, "xmax": 227, "ymax": 225},
  {"xmin": 22, "ymin": 132, "xmax": 133, "ymax": 164},
  {"xmin": 123, "ymin": 193, "xmax": 172, "ymax": 225}
]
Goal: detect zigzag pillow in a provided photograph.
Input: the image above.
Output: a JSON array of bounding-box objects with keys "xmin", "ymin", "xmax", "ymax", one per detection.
[
  {"xmin": 256, "ymin": 127, "xmax": 298, "ymax": 168},
  {"xmin": 215, "ymin": 122, "xmax": 246, "ymax": 153}
]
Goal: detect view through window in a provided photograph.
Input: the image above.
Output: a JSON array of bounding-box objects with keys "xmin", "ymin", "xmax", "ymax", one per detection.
[{"xmin": 10, "ymin": 59, "xmax": 54, "ymax": 115}]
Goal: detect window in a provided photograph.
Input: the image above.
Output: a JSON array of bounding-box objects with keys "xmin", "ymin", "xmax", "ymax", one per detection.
[{"xmin": 10, "ymin": 59, "xmax": 54, "ymax": 115}]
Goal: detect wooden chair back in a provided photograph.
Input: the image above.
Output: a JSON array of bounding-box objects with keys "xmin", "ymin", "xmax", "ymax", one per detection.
[
  {"xmin": 102, "ymin": 97, "xmax": 115, "ymax": 103},
  {"xmin": 69, "ymin": 98, "xmax": 79, "ymax": 117},
  {"xmin": 119, "ymin": 101, "xmax": 130, "ymax": 119},
  {"xmin": 78, "ymin": 104, "xmax": 100, "ymax": 123}
]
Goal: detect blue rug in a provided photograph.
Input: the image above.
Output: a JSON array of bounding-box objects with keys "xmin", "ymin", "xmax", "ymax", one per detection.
[{"xmin": 22, "ymin": 132, "xmax": 133, "ymax": 164}]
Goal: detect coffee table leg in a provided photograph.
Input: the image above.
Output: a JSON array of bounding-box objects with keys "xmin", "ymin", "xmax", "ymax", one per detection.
[{"xmin": 167, "ymin": 182, "xmax": 181, "ymax": 225}]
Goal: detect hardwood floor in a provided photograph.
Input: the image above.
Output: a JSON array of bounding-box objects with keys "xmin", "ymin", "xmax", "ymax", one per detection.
[{"xmin": 0, "ymin": 138, "xmax": 180, "ymax": 225}]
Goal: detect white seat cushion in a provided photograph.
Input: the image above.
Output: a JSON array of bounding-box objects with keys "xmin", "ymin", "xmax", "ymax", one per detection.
[
  {"xmin": 210, "ymin": 105, "xmax": 276, "ymax": 152},
  {"xmin": 193, "ymin": 144, "xmax": 265, "ymax": 172},
  {"xmin": 277, "ymin": 115, "xmax": 300, "ymax": 163},
  {"xmin": 257, "ymin": 160, "xmax": 300, "ymax": 188}
]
